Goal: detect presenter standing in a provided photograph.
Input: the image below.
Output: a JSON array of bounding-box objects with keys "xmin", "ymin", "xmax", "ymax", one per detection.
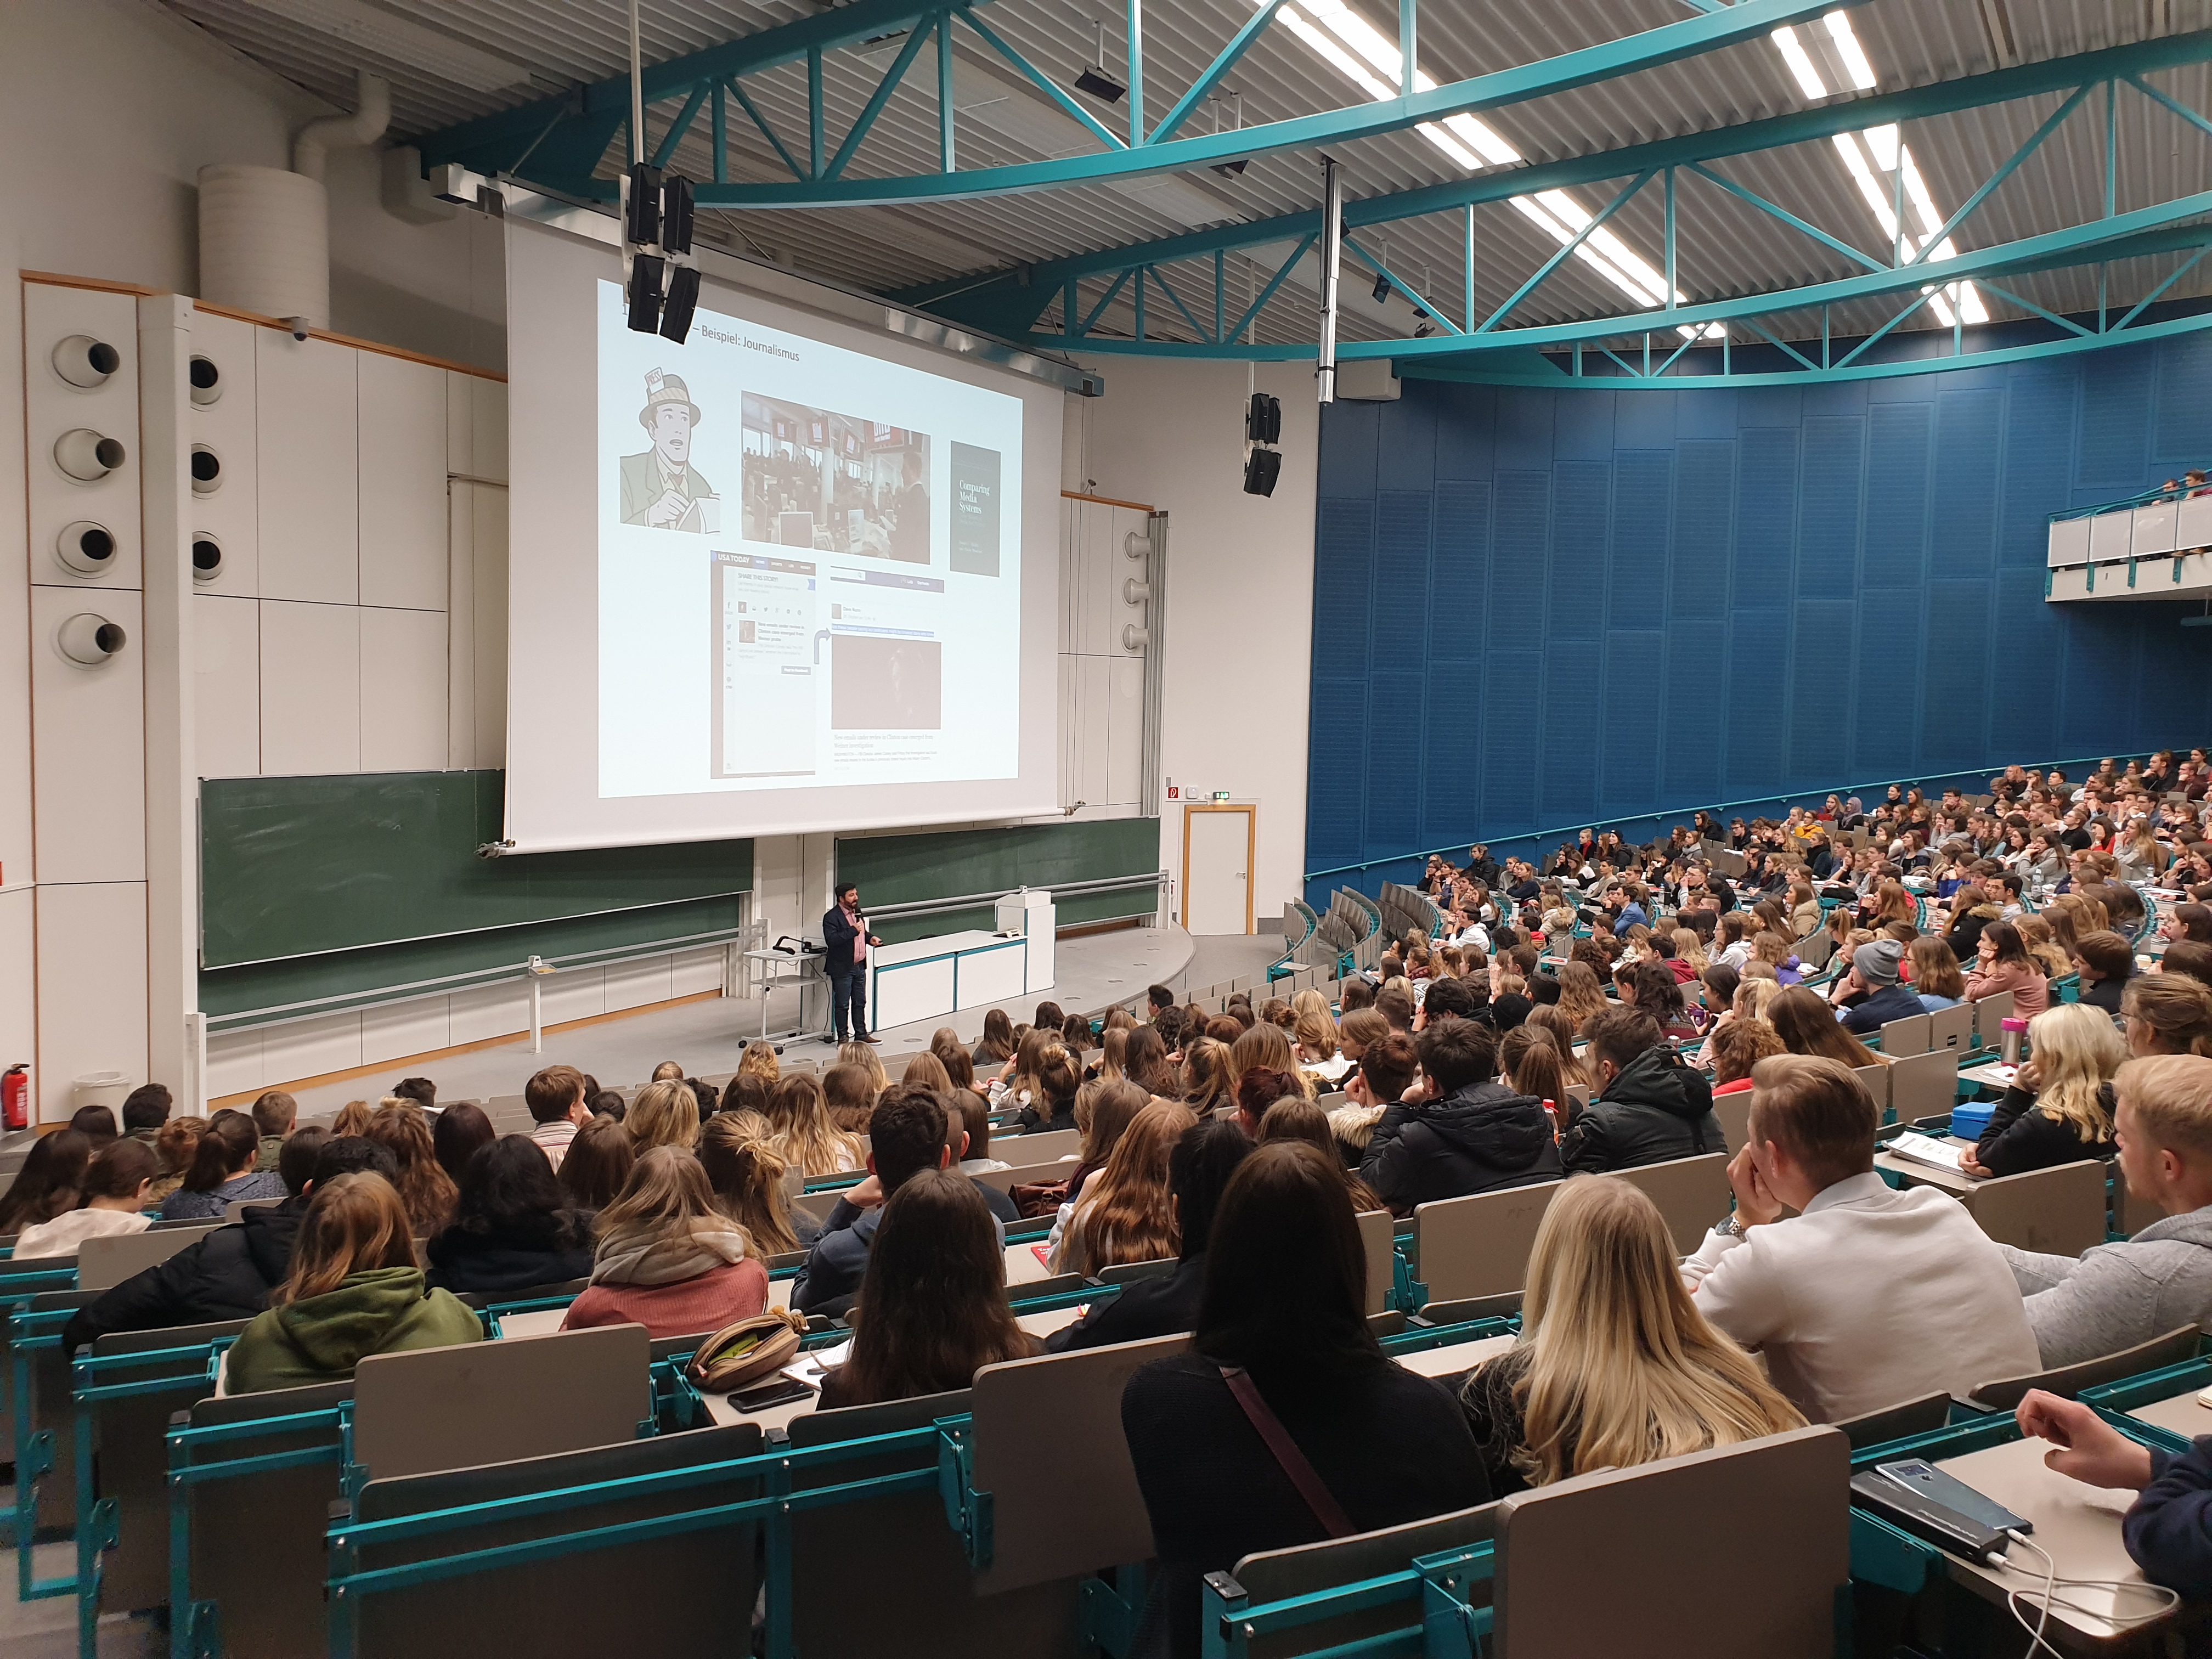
[{"xmin": 823, "ymin": 882, "xmax": 883, "ymax": 1045}]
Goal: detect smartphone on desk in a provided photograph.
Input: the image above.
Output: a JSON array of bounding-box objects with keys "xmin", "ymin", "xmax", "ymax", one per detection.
[
  {"xmin": 729, "ymin": 1375, "xmax": 817, "ymax": 1414},
  {"xmin": 1876, "ymin": 1459, "xmax": 2030, "ymax": 1536}
]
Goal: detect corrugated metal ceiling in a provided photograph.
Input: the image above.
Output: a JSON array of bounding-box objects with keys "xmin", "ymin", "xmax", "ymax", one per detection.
[{"xmin": 159, "ymin": 0, "xmax": 2212, "ymax": 349}]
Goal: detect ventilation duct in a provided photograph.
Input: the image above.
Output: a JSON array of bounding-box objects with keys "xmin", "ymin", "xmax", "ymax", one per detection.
[{"xmin": 197, "ymin": 70, "xmax": 389, "ymax": 333}]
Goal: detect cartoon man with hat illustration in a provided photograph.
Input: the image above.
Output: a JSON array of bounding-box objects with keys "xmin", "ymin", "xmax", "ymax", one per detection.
[{"xmin": 619, "ymin": 369, "xmax": 718, "ymax": 531}]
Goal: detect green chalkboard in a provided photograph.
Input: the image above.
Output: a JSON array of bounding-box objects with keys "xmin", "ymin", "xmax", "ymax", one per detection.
[
  {"xmin": 199, "ymin": 771, "xmax": 753, "ymax": 969},
  {"xmin": 836, "ymin": 817, "xmax": 1160, "ymax": 945}
]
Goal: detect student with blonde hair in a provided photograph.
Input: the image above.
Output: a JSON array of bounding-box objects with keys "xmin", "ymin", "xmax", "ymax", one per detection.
[
  {"xmin": 763, "ymin": 1073, "xmax": 865, "ymax": 1176},
  {"xmin": 1959, "ymin": 1001, "xmax": 2125, "ymax": 1178},
  {"xmin": 2000, "ymin": 1055, "xmax": 2212, "ymax": 1366},
  {"xmin": 2123, "ymin": 975, "xmax": 2212, "ymax": 1058},
  {"xmin": 736, "ymin": 1041, "xmax": 780, "ymax": 1086},
  {"xmin": 1461, "ymin": 1176, "xmax": 1803, "ymax": 1492},
  {"xmin": 697, "ymin": 1114, "xmax": 815, "ymax": 1256},
  {"xmin": 627, "ymin": 1078, "xmax": 702, "ymax": 1153},
  {"xmin": 900, "ymin": 1051, "xmax": 954, "ymax": 1093},
  {"xmin": 839, "ymin": 1040, "xmax": 891, "ymax": 1095},
  {"xmin": 225, "ymin": 1173, "xmax": 480, "ymax": 1393},
  {"xmin": 1554, "ymin": 962, "xmax": 1610, "ymax": 1032},
  {"xmin": 1293, "ymin": 1008, "xmax": 1347, "ymax": 1081}
]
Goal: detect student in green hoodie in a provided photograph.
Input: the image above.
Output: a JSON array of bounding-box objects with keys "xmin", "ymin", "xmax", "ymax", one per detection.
[{"xmin": 225, "ymin": 1171, "xmax": 481, "ymax": 1395}]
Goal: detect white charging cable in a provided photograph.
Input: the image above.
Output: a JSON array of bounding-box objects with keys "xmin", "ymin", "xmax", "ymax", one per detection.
[{"xmin": 1985, "ymin": 1529, "xmax": 2179, "ymax": 1659}]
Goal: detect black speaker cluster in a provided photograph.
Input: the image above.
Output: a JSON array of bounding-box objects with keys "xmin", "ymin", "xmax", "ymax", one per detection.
[
  {"xmin": 1243, "ymin": 392, "xmax": 1283, "ymax": 497},
  {"xmin": 624, "ymin": 163, "xmax": 701, "ymax": 343}
]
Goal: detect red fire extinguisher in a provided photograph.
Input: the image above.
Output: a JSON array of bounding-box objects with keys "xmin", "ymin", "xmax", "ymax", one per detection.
[{"xmin": 2, "ymin": 1065, "xmax": 27, "ymax": 1132}]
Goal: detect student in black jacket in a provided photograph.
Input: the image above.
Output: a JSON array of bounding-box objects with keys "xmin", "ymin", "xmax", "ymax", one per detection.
[
  {"xmin": 1959, "ymin": 1003, "xmax": 2123, "ymax": 1180},
  {"xmin": 1122, "ymin": 1143, "xmax": 1489, "ymax": 1657},
  {"xmin": 425, "ymin": 1135, "xmax": 597, "ymax": 1296},
  {"xmin": 1359, "ymin": 1019, "xmax": 1560, "ymax": 1213},
  {"xmin": 61, "ymin": 1133, "xmax": 388, "ymax": 1356},
  {"xmin": 1049, "ymin": 1119, "xmax": 1250, "ymax": 1352},
  {"xmin": 2075, "ymin": 928, "xmax": 2137, "ymax": 1016},
  {"xmin": 1560, "ymin": 1007, "xmax": 1722, "ymax": 1174}
]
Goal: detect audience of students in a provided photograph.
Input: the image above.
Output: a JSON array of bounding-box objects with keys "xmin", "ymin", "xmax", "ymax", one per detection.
[
  {"xmin": 1681, "ymin": 1055, "xmax": 2039, "ymax": 1422},
  {"xmin": 1122, "ymin": 1142, "xmax": 1489, "ymax": 1657},
  {"xmin": 0, "ymin": 1129, "xmax": 93, "ymax": 1235},
  {"xmin": 432, "ymin": 1101, "xmax": 496, "ymax": 1187},
  {"xmin": 225, "ymin": 1170, "xmax": 482, "ymax": 1393},
  {"xmin": 364, "ymin": 1102, "xmax": 460, "ymax": 1236},
  {"xmin": 1053, "ymin": 1098, "xmax": 1195, "ymax": 1276},
  {"xmin": 525, "ymin": 1065, "xmax": 591, "ymax": 1170},
  {"xmin": 698, "ymin": 1111, "xmax": 817, "ymax": 1254},
  {"xmin": 559, "ymin": 1111, "xmax": 637, "ymax": 1210}
]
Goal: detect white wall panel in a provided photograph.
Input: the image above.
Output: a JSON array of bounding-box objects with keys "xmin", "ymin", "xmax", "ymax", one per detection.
[
  {"xmin": 0, "ymin": 889, "xmax": 32, "ymax": 1088},
  {"xmin": 540, "ymin": 967, "xmax": 606, "ymax": 1026},
  {"xmin": 1108, "ymin": 654, "xmax": 1145, "ymax": 806},
  {"xmin": 604, "ymin": 955, "xmax": 674, "ymax": 1012},
  {"xmin": 25, "ymin": 284, "xmax": 143, "ymax": 594},
  {"xmin": 670, "ymin": 946, "xmax": 726, "ymax": 997},
  {"xmin": 192, "ymin": 594, "xmax": 259, "ymax": 778},
  {"xmin": 30, "ymin": 584, "xmax": 145, "ymax": 883},
  {"xmin": 258, "ymin": 600, "xmax": 359, "ymax": 775},
  {"xmin": 259, "ymin": 1011, "xmax": 362, "ymax": 1084},
  {"xmin": 256, "ymin": 332, "xmax": 358, "ymax": 603},
  {"xmin": 1073, "ymin": 654, "xmax": 1110, "ymax": 809},
  {"xmin": 358, "ymin": 352, "xmax": 448, "ymax": 611},
  {"xmin": 359, "ymin": 998, "xmax": 450, "ymax": 1068},
  {"xmin": 447, "ymin": 981, "xmax": 529, "ymax": 1047},
  {"xmin": 205, "ymin": 1029, "xmax": 264, "ymax": 1102},
  {"xmin": 359, "ymin": 606, "xmax": 447, "ymax": 771},
  {"xmin": 447, "ymin": 486, "xmax": 478, "ymax": 769},
  {"xmin": 35, "ymin": 882, "xmax": 148, "ymax": 1122},
  {"xmin": 184, "ymin": 310, "xmax": 259, "ymax": 597}
]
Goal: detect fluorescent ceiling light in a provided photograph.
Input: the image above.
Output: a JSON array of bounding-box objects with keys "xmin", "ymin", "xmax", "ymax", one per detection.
[
  {"xmin": 1770, "ymin": 28, "xmax": 1829, "ymax": 101},
  {"xmin": 1776, "ymin": 15, "xmax": 1987, "ymax": 326},
  {"xmin": 230, "ymin": 0, "xmax": 534, "ymax": 92},
  {"xmin": 1823, "ymin": 10, "xmax": 1879, "ymax": 91},
  {"xmin": 1262, "ymin": 0, "xmax": 1714, "ymax": 334}
]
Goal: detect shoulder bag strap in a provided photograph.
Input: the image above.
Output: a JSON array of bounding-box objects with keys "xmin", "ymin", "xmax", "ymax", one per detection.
[{"xmin": 1215, "ymin": 1364, "xmax": 1356, "ymax": 1538}]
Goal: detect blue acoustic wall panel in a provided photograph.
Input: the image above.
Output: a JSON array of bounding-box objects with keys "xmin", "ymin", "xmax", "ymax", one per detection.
[{"xmin": 1305, "ymin": 337, "xmax": 2212, "ymax": 904}]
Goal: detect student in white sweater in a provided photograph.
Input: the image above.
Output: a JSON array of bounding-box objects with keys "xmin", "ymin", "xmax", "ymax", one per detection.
[{"xmin": 1681, "ymin": 1054, "xmax": 2039, "ymax": 1424}]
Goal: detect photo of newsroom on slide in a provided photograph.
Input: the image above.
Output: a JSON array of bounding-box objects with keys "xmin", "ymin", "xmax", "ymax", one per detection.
[{"xmin": 712, "ymin": 422, "xmax": 1002, "ymax": 782}]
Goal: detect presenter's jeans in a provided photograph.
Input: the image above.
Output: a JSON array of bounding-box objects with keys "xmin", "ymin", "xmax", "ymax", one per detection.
[{"xmin": 830, "ymin": 971, "xmax": 868, "ymax": 1042}]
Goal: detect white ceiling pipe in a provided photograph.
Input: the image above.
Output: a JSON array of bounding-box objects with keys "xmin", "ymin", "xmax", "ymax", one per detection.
[{"xmin": 293, "ymin": 68, "xmax": 391, "ymax": 181}]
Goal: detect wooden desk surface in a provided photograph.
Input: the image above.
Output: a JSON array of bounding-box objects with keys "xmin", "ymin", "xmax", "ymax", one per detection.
[
  {"xmin": 1934, "ymin": 1438, "xmax": 2175, "ymax": 1644},
  {"xmin": 1393, "ymin": 1334, "xmax": 1515, "ymax": 1381},
  {"xmin": 1874, "ymin": 1136, "xmax": 1980, "ymax": 1197},
  {"xmin": 2130, "ymin": 1390, "xmax": 2212, "ymax": 1441},
  {"xmin": 1004, "ymin": 1240, "xmax": 1055, "ymax": 1286}
]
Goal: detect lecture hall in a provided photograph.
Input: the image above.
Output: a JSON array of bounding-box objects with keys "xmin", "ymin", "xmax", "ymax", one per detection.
[{"xmin": 5, "ymin": 0, "xmax": 2212, "ymax": 1654}]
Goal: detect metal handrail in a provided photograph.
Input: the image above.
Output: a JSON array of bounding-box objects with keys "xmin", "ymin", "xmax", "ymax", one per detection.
[
  {"xmin": 204, "ymin": 923, "xmax": 752, "ymax": 1034},
  {"xmin": 1302, "ymin": 753, "xmax": 2148, "ymax": 884},
  {"xmin": 2048, "ymin": 482, "xmax": 2200, "ymax": 523},
  {"xmin": 861, "ymin": 869, "xmax": 1167, "ymax": 922}
]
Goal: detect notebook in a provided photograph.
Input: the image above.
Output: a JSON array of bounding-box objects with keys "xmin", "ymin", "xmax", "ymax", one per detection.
[{"xmin": 1886, "ymin": 1130, "xmax": 1966, "ymax": 1173}]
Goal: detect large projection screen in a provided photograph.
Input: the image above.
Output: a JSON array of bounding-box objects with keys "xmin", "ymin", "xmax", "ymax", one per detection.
[{"xmin": 503, "ymin": 217, "xmax": 1062, "ymax": 852}]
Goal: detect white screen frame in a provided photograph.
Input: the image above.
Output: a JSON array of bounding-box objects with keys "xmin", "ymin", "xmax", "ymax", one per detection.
[{"xmin": 502, "ymin": 216, "xmax": 1063, "ymax": 853}]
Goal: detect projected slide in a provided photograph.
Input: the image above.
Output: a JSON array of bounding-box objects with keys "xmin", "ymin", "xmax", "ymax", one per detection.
[{"xmin": 596, "ymin": 281, "xmax": 1022, "ymax": 798}]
